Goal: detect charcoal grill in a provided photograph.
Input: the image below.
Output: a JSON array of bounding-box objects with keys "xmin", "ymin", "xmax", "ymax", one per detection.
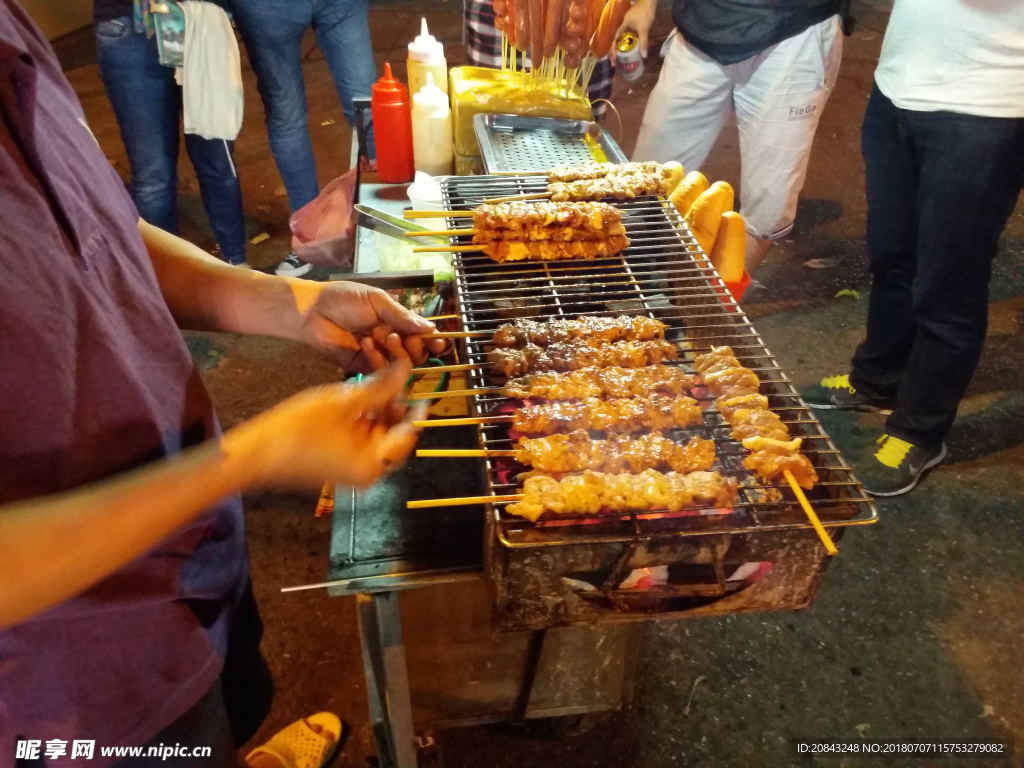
[{"xmin": 424, "ymin": 174, "xmax": 877, "ymax": 630}]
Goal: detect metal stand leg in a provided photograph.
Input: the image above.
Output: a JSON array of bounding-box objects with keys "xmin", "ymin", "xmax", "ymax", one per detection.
[
  {"xmin": 357, "ymin": 592, "xmax": 418, "ymax": 768},
  {"xmin": 510, "ymin": 628, "xmax": 547, "ymax": 725}
]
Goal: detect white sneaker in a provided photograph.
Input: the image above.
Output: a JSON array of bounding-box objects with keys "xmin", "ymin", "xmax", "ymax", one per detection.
[{"xmin": 275, "ymin": 253, "xmax": 314, "ymax": 277}]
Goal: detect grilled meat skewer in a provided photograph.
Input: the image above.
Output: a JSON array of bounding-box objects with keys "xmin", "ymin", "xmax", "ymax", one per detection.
[
  {"xmin": 503, "ymin": 365, "xmax": 696, "ymax": 401},
  {"xmin": 489, "ymin": 339, "xmax": 678, "ymax": 377},
  {"xmin": 507, "ymin": 468, "xmax": 738, "ymax": 521},
  {"xmin": 512, "ymin": 394, "xmax": 703, "ymax": 435},
  {"xmin": 493, "ymin": 315, "xmax": 667, "ymax": 348},
  {"xmin": 514, "ymin": 430, "xmax": 716, "ymax": 475}
]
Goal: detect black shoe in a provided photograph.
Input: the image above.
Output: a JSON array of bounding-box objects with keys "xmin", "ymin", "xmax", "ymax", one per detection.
[
  {"xmin": 802, "ymin": 374, "xmax": 895, "ymax": 413},
  {"xmin": 855, "ymin": 433, "xmax": 947, "ymax": 497}
]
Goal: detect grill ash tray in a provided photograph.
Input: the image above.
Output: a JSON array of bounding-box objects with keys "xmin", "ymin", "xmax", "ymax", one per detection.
[{"xmin": 328, "ymin": 426, "xmax": 486, "ymax": 583}]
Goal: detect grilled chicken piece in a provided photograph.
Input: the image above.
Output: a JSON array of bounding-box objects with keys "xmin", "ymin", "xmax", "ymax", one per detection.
[
  {"xmin": 741, "ymin": 436, "xmax": 819, "ymax": 490},
  {"xmin": 480, "ymin": 234, "xmax": 630, "ymax": 262},
  {"xmin": 472, "ymin": 201, "xmax": 621, "ymax": 232}
]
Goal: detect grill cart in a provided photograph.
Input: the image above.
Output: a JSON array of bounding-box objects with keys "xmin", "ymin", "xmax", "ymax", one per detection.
[{"xmin": 291, "ymin": 119, "xmax": 875, "ymax": 768}]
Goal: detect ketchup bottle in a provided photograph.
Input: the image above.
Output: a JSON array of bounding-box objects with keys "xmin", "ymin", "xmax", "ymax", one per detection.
[{"xmin": 371, "ymin": 63, "xmax": 415, "ymax": 184}]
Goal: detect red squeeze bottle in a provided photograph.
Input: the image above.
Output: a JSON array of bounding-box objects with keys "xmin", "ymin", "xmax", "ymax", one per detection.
[{"xmin": 371, "ymin": 63, "xmax": 415, "ymax": 183}]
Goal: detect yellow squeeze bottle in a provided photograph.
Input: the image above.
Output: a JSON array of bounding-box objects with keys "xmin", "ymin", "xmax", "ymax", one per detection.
[{"xmin": 407, "ymin": 18, "xmax": 448, "ymax": 98}]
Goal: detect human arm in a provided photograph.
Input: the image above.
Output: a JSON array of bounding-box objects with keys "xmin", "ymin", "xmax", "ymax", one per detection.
[
  {"xmin": 0, "ymin": 361, "xmax": 424, "ymax": 630},
  {"xmin": 612, "ymin": 0, "xmax": 657, "ymax": 60},
  {"xmin": 138, "ymin": 220, "xmax": 445, "ymax": 372}
]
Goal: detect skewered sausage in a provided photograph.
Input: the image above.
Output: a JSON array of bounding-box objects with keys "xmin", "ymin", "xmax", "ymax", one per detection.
[
  {"xmin": 590, "ymin": 0, "xmax": 629, "ymax": 57},
  {"xmin": 529, "ymin": 0, "xmax": 545, "ymax": 66},
  {"xmin": 544, "ymin": 0, "xmax": 565, "ymax": 57},
  {"xmin": 514, "ymin": 0, "xmax": 530, "ymax": 52}
]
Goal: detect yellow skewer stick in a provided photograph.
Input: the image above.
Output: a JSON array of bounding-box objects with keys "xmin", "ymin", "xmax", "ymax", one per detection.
[
  {"xmin": 481, "ymin": 193, "xmax": 551, "ymax": 204},
  {"xmin": 413, "ymin": 245, "xmax": 480, "ymax": 253},
  {"xmin": 404, "ymin": 210, "xmax": 474, "ymax": 218},
  {"xmin": 413, "ymin": 415, "xmax": 513, "ymax": 428},
  {"xmin": 407, "ymin": 494, "xmax": 523, "ymax": 508},
  {"xmin": 783, "ymin": 469, "xmax": 837, "ymax": 556},
  {"xmin": 405, "ymin": 228, "xmax": 476, "ymax": 237},
  {"xmin": 408, "ymin": 387, "xmax": 502, "ymax": 400},
  {"xmin": 416, "ymin": 449, "xmax": 515, "ymax": 458}
]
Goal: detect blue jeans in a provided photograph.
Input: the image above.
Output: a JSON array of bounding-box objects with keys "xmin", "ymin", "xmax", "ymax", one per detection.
[
  {"xmin": 96, "ymin": 18, "xmax": 248, "ymax": 265},
  {"xmin": 229, "ymin": 0, "xmax": 377, "ymax": 212},
  {"xmin": 850, "ymin": 85, "xmax": 1024, "ymax": 447}
]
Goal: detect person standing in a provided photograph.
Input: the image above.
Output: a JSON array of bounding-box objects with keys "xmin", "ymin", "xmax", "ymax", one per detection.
[
  {"xmin": 95, "ymin": 0, "xmax": 249, "ymax": 266},
  {"xmin": 621, "ymin": 0, "xmax": 845, "ymax": 274},
  {"xmin": 803, "ymin": 0, "xmax": 1024, "ymax": 496},
  {"xmin": 0, "ymin": 0, "xmax": 441, "ymax": 758},
  {"xmin": 228, "ymin": 0, "xmax": 378, "ymax": 278}
]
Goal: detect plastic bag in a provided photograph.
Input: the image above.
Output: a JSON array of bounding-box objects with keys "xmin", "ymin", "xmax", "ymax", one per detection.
[{"xmin": 289, "ymin": 169, "xmax": 357, "ymax": 266}]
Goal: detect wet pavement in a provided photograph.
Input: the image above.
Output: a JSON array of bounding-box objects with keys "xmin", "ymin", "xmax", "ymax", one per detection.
[{"xmin": 56, "ymin": 1, "xmax": 1024, "ymax": 765}]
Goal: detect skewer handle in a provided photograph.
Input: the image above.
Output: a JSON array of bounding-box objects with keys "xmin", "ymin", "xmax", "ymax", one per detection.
[
  {"xmin": 416, "ymin": 449, "xmax": 515, "ymax": 457},
  {"xmin": 482, "ymin": 193, "xmax": 551, "ymax": 204},
  {"xmin": 408, "ymin": 387, "xmax": 502, "ymax": 401},
  {"xmin": 414, "ymin": 415, "xmax": 513, "ymax": 427},
  {"xmin": 488, "ymin": 170, "xmax": 548, "ymax": 176},
  {"xmin": 404, "ymin": 210, "xmax": 474, "ymax": 218},
  {"xmin": 783, "ymin": 469, "xmax": 837, "ymax": 556},
  {"xmin": 413, "ymin": 245, "xmax": 480, "ymax": 253},
  {"xmin": 411, "ymin": 362, "xmax": 480, "ymax": 373},
  {"xmin": 418, "ymin": 331, "xmax": 486, "ymax": 339},
  {"xmin": 405, "ymin": 228, "xmax": 476, "ymax": 237},
  {"xmin": 407, "ymin": 494, "xmax": 523, "ymax": 508}
]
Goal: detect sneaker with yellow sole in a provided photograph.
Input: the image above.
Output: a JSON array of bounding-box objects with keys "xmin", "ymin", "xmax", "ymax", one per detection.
[
  {"xmin": 802, "ymin": 374, "xmax": 895, "ymax": 413},
  {"xmin": 855, "ymin": 433, "xmax": 947, "ymax": 497}
]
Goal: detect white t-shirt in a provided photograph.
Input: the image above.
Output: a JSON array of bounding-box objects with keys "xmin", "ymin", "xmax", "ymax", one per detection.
[{"xmin": 874, "ymin": 0, "xmax": 1024, "ymax": 118}]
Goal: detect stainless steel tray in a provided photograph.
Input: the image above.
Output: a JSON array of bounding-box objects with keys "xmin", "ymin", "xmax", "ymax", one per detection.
[{"xmin": 473, "ymin": 113, "xmax": 628, "ymax": 173}]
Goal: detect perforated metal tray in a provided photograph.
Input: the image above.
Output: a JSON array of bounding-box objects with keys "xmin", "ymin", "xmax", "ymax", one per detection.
[{"xmin": 473, "ymin": 113, "xmax": 628, "ymax": 173}]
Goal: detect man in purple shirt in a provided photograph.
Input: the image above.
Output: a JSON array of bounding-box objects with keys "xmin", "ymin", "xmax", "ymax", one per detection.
[{"xmin": 0, "ymin": 2, "xmax": 440, "ymax": 764}]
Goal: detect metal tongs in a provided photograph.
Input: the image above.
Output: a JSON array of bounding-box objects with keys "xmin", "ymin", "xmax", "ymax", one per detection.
[{"xmin": 354, "ymin": 204, "xmax": 451, "ymax": 246}]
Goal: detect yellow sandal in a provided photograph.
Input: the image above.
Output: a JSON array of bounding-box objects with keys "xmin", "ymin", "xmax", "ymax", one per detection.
[{"xmin": 245, "ymin": 713, "xmax": 343, "ymax": 768}]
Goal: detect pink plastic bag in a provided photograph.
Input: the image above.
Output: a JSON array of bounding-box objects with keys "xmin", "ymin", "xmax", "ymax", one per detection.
[{"xmin": 288, "ymin": 169, "xmax": 357, "ymax": 266}]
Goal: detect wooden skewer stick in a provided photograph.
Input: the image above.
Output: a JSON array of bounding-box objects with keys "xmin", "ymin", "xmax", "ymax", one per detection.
[
  {"xmin": 404, "ymin": 210, "xmax": 474, "ymax": 218},
  {"xmin": 422, "ymin": 313, "xmax": 461, "ymax": 321},
  {"xmin": 413, "ymin": 244, "xmax": 481, "ymax": 253},
  {"xmin": 405, "ymin": 228, "xmax": 476, "ymax": 238},
  {"xmin": 481, "ymin": 192, "xmax": 551, "ymax": 204},
  {"xmin": 488, "ymin": 170, "xmax": 547, "ymax": 176},
  {"xmin": 411, "ymin": 362, "xmax": 480, "ymax": 374},
  {"xmin": 416, "ymin": 449, "xmax": 515, "ymax": 458},
  {"xmin": 408, "ymin": 387, "xmax": 502, "ymax": 401},
  {"xmin": 407, "ymin": 494, "xmax": 523, "ymax": 508},
  {"xmin": 418, "ymin": 330, "xmax": 486, "ymax": 339},
  {"xmin": 783, "ymin": 469, "xmax": 837, "ymax": 556},
  {"xmin": 413, "ymin": 415, "xmax": 513, "ymax": 427}
]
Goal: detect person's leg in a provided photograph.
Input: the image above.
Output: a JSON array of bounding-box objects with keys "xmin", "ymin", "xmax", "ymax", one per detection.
[
  {"xmin": 848, "ymin": 85, "xmax": 921, "ymax": 400},
  {"xmin": 113, "ymin": 681, "xmax": 238, "ymax": 768},
  {"xmin": 883, "ymin": 111, "xmax": 1024, "ymax": 447},
  {"xmin": 231, "ymin": 0, "xmax": 321, "ymax": 211},
  {"xmin": 312, "ymin": 0, "xmax": 379, "ymax": 159},
  {"xmin": 184, "ymin": 136, "xmax": 248, "ymax": 265},
  {"xmin": 95, "ymin": 17, "xmax": 181, "ymax": 233},
  {"xmin": 733, "ymin": 15, "xmax": 843, "ymax": 269},
  {"xmin": 631, "ymin": 32, "xmax": 735, "ymax": 171}
]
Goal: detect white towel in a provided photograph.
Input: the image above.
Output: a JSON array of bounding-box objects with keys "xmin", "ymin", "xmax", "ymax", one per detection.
[{"xmin": 177, "ymin": 1, "xmax": 244, "ymax": 140}]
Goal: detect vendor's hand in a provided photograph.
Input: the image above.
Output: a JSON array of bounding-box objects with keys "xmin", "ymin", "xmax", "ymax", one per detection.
[
  {"xmin": 225, "ymin": 360, "xmax": 428, "ymax": 490},
  {"xmin": 293, "ymin": 281, "xmax": 446, "ymax": 373},
  {"xmin": 611, "ymin": 0, "xmax": 656, "ymax": 62}
]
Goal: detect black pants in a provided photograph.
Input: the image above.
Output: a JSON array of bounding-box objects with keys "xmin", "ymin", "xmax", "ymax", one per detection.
[{"xmin": 850, "ymin": 85, "xmax": 1024, "ymax": 448}]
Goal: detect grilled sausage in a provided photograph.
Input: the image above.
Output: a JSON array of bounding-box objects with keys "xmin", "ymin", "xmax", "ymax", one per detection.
[
  {"xmin": 529, "ymin": 0, "xmax": 545, "ymax": 65},
  {"xmin": 514, "ymin": 0, "xmax": 530, "ymax": 51},
  {"xmin": 590, "ymin": 0, "xmax": 629, "ymax": 58},
  {"xmin": 585, "ymin": 0, "xmax": 607, "ymax": 48},
  {"xmin": 543, "ymin": 0, "xmax": 565, "ymax": 57}
]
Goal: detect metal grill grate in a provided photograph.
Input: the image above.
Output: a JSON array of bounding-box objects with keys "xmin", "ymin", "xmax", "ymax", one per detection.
[{"xmin": 439, "ymin": 175, "xmax": 876, "ymax": 549}]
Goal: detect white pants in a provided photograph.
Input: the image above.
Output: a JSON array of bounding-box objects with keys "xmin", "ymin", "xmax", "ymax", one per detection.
[{"xmin": 633, "ymin": 16, "xmax": 843, "ymax": 239}]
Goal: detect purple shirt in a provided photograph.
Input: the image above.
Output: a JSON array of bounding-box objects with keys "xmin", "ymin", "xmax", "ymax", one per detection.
[{"xmin": 0, "ymin": 3, "xmax": 247, "ymax": 765}]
